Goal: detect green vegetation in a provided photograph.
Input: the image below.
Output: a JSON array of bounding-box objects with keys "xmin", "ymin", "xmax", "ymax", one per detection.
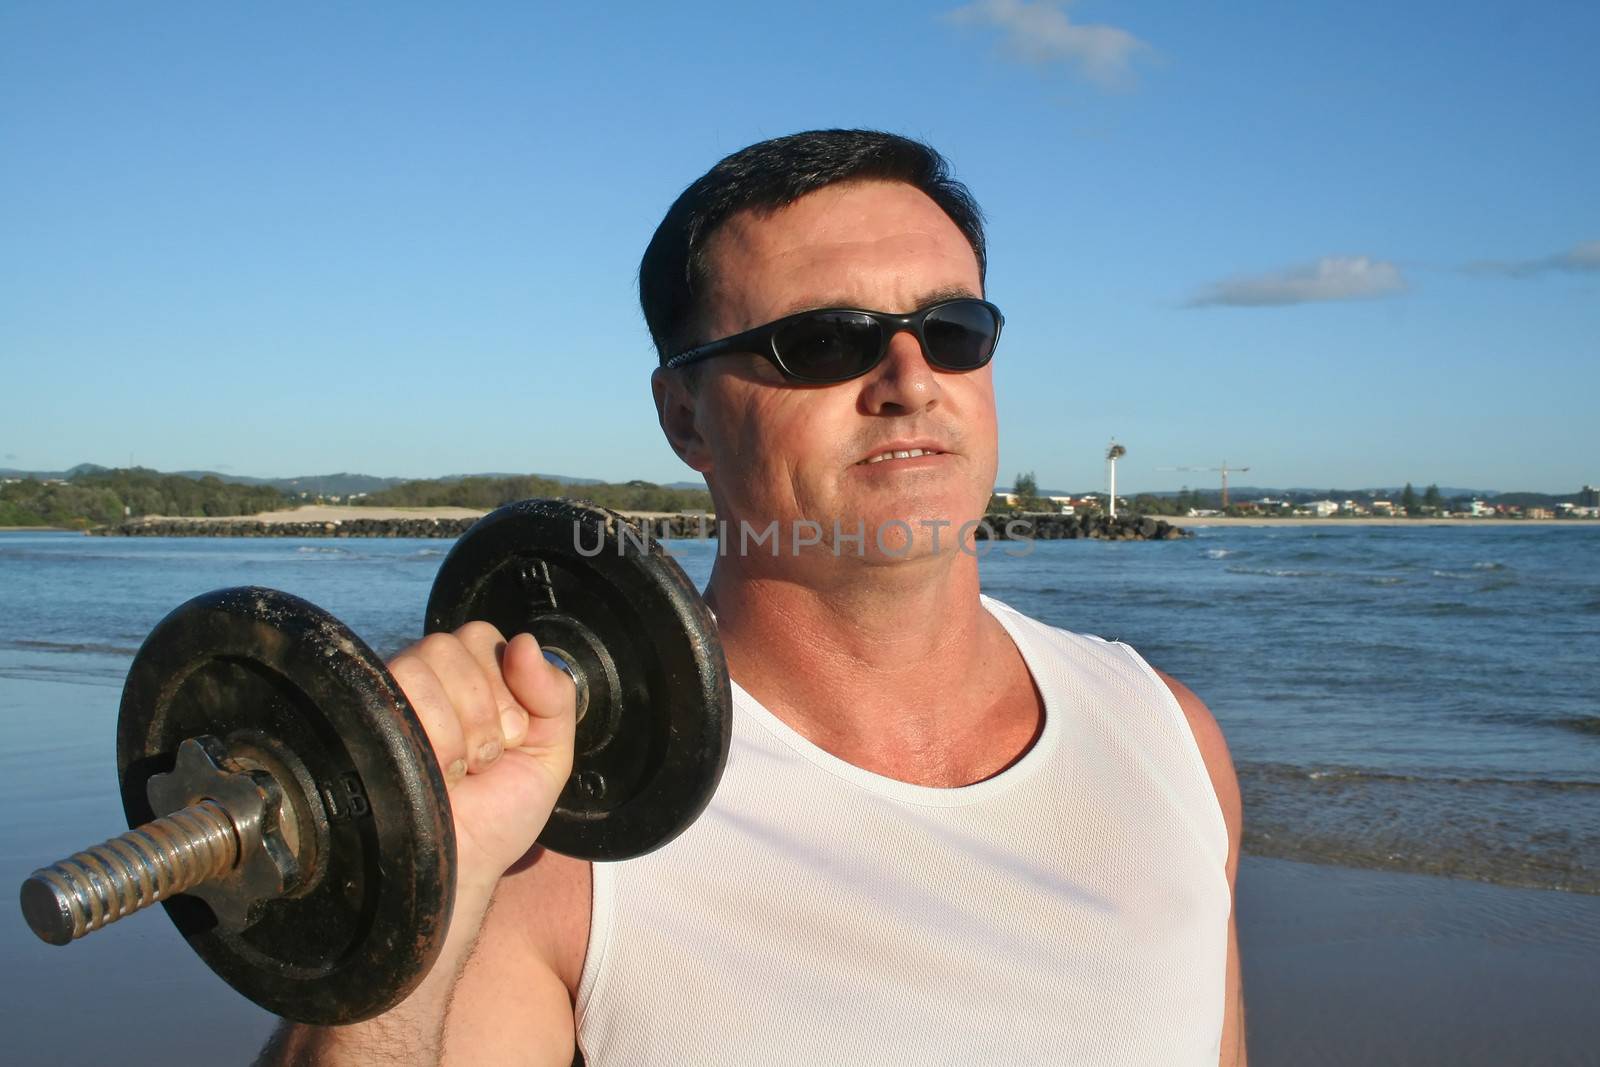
[
  {"xmin": 357, "ymin": 476, "xmax": 713, "ymax": 514},
  {"xmin": 0, "ymin": 469, "xmax": 289, "ymax": 528},
  {"xmin": 1130, "ymin": 493, "xmax": 1196, "ymax": 517},
  {"xmin": 1008, "ymin": 471, "xmax": 1050, "ymax": 512}
]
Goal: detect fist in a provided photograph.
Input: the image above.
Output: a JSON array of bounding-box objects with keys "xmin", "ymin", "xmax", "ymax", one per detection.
[{"xmin": 387, "ymin": 622, "xmax": 577, "ymax": 895}]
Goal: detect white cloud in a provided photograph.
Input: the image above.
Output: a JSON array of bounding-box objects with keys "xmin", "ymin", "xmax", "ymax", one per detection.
[
  {"xmin": 944, "ymin": 0, "xmax": 1149, "ymax": 89},
  {"xmin": 1187, "ymin": 256, "xmax": 1408, "ymax": 308},
  {"xmin": 1468, "ymin": 240, "xmax": 1600, "ymax": 279}
]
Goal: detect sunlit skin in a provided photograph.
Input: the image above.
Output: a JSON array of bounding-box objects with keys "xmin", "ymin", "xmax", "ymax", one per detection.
[
  {"xmin": 661, "ymin": 182, "xmax": 1000, "ymax": 569},
  {"xmin": 651, "ymin": 180, "xmax": 1037, "ymax": 785}
]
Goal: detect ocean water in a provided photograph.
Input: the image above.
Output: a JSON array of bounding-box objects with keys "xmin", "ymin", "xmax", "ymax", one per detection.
[
  {"xmin": 980, "ymin": 523, "xmax": 1600, "ymax": 895},
  {"xmin": 2, "ymin": 525, "xmax": 1599, "ymax": 1063},
  {"xmin": 2, "ymin": 524, "xmax": 1597, "ymax": 904}
]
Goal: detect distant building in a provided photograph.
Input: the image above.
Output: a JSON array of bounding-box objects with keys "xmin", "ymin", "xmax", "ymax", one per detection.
[
  {"xmin": 1307, "ymin": 499, "xmax": 1339, "ymax": 517},
  {"xmin": 1527, "ymin": 507, "xmax": 1555, "ymax": 520},
  {"xmin": 1469, "ymin": 500, "xmax": 1494, "ymax": 517},
  {"xmin": 1581, "ymin": 485, "xmax": 1600, "ymax": 508}
]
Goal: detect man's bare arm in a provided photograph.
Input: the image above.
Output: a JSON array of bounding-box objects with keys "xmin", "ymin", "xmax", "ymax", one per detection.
[
  {"xmin": 1157, "ymin": 669, "xmax": 1247, "ymax": 1067},
  {"xmin": 256, "ymin": 873, "xmax": 577, "ymax": 1067}
]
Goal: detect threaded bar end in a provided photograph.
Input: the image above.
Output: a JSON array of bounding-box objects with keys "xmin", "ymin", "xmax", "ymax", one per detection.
[{"xmin": 20, "ymin": 799, "xmax": 240, "ymax": 945}]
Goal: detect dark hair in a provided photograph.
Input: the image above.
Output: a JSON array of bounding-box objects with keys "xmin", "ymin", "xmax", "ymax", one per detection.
[{"xmin": 640, "ymin": 129, "xmax": 987, "ymax": 364}]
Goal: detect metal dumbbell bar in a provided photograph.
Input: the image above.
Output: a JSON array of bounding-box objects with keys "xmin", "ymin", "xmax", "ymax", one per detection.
[
  {"xmin": 24, "ymin": 735, "xmax": 299, "ymax": 945},
  {"xmin": 17, "ymin": 500, "xmax": 731, "ymax": 1025}
]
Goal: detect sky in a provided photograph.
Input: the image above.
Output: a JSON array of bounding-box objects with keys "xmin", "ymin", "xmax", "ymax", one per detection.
[{"xmin": 2, "ymin": 1, "xmax": 1596, "ymax": 495}]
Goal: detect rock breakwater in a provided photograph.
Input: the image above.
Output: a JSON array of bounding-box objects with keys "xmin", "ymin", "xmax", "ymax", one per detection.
[
  {"xmin": 976, "ymin": 513, "xmax": 1190, "ymax": 541},
  {"xmin": 92, "ymin": 517, "xmax": 482, "ymax": 538},
  {"xmin": 93, "ymin": 511, "xmax": 1187, "ymax": 541}
]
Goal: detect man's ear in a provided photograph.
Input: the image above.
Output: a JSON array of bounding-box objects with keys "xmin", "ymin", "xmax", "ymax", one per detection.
[{"xmin": 651, "ymin": 367, "xmax": 712, "ymax": 472}]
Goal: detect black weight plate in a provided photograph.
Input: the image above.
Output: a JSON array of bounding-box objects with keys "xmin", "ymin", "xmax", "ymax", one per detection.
[
  {"xmin": 425, "ymin": 499, "xmax": 730, "ymax": 861},
  {"xmin": 116, "ymin": 587, "xmax": 455, "ymax": 1025}
]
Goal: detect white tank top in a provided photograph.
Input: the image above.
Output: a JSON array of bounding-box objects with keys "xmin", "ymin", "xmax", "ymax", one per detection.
[{"xmin": 575, "ymin": 595, "xmax": 1230, "ymax": 1065}]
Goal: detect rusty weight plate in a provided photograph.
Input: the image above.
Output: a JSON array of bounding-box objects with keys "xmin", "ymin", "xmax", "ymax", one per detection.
[
  {"xmin": 424, "ymin": 499, "xmax": 731, "ymax": 861},
  {"xmin": 116, "ymin": 587, "xmax": 455, "ymax": 1025}
]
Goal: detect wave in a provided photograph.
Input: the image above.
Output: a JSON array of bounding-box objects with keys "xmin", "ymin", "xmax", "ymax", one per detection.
[
  {"xmin": 1223, "ymin": 757, "xmax": 1600, "ymax": 893},
  {"xmin": 1240, "ymin": 830, "xmax": 1600, "ymax": 896},
  {"xmin": 1202, "ymin": 548, "xmax": 1232, "ymax": 559},
  {"xmin": 1556, "ymin": 716, "xmax": 1600, "ymax": 737},
  {"xmin": 1241, "ymin": 761, "xmax": 1600, "ymax": 792},
  {"xmin": 1411, "ymin": 601, "xmax": 1499, "ymax": 618},
  {"xmin": 4, "ymin": 638, "xmax": 137, "ymax": 656},
  {"xmin": 1225, "ymin": 566, "xmax": 1319, "ymax": 579},
  {"xmin": 295, "ymin": 545, "xmax": 350, "ymax": 556},
  {"xmin": 1472, "ymin": 561, "xmax": 1507, "ymax": 571},
  {"xmin": 0, "ymin": 664, "xmax": 125, "ymax": 686}
]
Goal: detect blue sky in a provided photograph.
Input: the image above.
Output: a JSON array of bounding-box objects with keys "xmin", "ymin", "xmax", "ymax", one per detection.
[{"xmin": 3, "ymin": 1, "xmax": 1595, "ymax": 494}]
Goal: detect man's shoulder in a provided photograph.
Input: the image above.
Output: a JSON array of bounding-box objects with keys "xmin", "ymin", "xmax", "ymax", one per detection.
[{"xmin": 1150, "ymin": 668, "xmax": 1242, "ymax": 862}]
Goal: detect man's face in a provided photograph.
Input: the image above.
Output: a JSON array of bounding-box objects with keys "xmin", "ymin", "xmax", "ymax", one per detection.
[{"xmin": 656, "ymin": 179, "xmax": 999, "ymax": 562}]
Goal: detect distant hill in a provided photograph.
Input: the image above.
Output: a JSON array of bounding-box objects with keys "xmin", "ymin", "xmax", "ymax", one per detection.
[
  {"xmin": 0, "ymin": 466, "xmax": 610, "ymax": 498},
  {"xmin": 2, "ymin": 465, "xmax": 1579, "ymax": 507},
  {"xmin": 0, "ymin": 465, "xmax": 713, "ymax": 527}
]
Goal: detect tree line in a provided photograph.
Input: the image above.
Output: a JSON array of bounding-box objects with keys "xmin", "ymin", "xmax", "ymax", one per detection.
[
  {"xmin": 357, "ymin": 476, "xmax": 714, "ymax": 514},
  {"xmin": 0, "ymin": 469, "xmax": 290, "ymax": 528}
]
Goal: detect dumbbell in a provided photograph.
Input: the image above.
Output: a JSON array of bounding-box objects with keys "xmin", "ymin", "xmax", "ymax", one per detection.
[{"xmin": 18, "ymin": 499, "xmax": 731, "ymax": 1025}]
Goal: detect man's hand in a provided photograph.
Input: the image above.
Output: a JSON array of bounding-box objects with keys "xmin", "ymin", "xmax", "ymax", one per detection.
[
  {"xmin": 387, "ymin": 622, "xmax": 578, "ymax": 896},
  {"xmin": 256, "ymin": 622, "xmax": 579, "ymax": 1066}
]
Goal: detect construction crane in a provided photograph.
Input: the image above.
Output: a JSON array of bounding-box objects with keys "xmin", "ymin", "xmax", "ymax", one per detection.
[
  {"xmin": 1157, "ymin": 461, "xmax": 1252, "ymax": 509},
  {"xmin": 1106, "ymin": 441, "xmax": 1126, "ymax": 519}
]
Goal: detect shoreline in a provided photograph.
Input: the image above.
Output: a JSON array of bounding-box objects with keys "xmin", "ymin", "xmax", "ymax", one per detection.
[{"xmin": 1167, "ymin": 514, "xmax": 1591, "ymax": 527}]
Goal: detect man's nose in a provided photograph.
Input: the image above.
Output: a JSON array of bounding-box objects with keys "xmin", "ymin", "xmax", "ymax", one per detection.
[{"xmin": 859, "ymin": 329, "xmax": 941, "ymax": 415}]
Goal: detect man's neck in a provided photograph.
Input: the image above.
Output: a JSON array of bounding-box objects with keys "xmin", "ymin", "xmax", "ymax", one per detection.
[{"xmin": 702, "ymin": 551, "xmax": 1041, "ymax": 787}]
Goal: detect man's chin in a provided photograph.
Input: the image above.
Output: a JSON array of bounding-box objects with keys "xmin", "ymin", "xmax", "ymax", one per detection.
[{"xmin": 817, "ymin": 504, "xmax": 989, "ymax": 559}]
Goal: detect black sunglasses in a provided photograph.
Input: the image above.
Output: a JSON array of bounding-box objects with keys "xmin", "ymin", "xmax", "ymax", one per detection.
[{"xmin": 662, "ymin": 297, "xmax": 1004, "ymax": 384}]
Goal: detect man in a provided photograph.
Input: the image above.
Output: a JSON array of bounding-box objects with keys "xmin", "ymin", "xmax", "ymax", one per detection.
[{"xmin": 263, "ymin": 129, "xmax": 1245, "ymax": 1065}]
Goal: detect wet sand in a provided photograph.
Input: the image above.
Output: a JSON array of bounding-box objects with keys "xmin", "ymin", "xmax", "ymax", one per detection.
[
  {"xmin": 1236, "ymin": 857, "xmax": 1600, "ymax": 1066},
  {"xmin": 5, "ymin": 852, "xmax": 1596, "ymax": 1064}
]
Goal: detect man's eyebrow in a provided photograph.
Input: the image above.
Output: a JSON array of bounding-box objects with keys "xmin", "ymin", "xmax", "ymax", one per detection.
[{"xmin": 775, "ymin": 286, "xmax": 982, "ymax": 316}]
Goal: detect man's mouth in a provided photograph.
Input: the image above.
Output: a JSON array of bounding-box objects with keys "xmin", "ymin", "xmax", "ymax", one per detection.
[{"xmin": 859, "ymin": 448, "xmax": 945, "ymax": 465}]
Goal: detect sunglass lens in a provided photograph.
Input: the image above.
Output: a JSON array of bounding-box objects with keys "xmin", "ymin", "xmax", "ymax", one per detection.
[
  {"xmin": 924, "ymin": 301, "xmax": 1000, "ymax": 369},
  {"xmin": 773, "ymin": 312, "xmax": 883, "ymax": 382}
]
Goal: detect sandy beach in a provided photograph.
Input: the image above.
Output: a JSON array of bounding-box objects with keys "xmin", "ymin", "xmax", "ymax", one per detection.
[
  {"xmin": 1166, "ymin": 515, "xmax": 1587, "ymax": 527},
  {"xmin": 139, "ymin": 503, "xmax": 491, "ymax": 523}
]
